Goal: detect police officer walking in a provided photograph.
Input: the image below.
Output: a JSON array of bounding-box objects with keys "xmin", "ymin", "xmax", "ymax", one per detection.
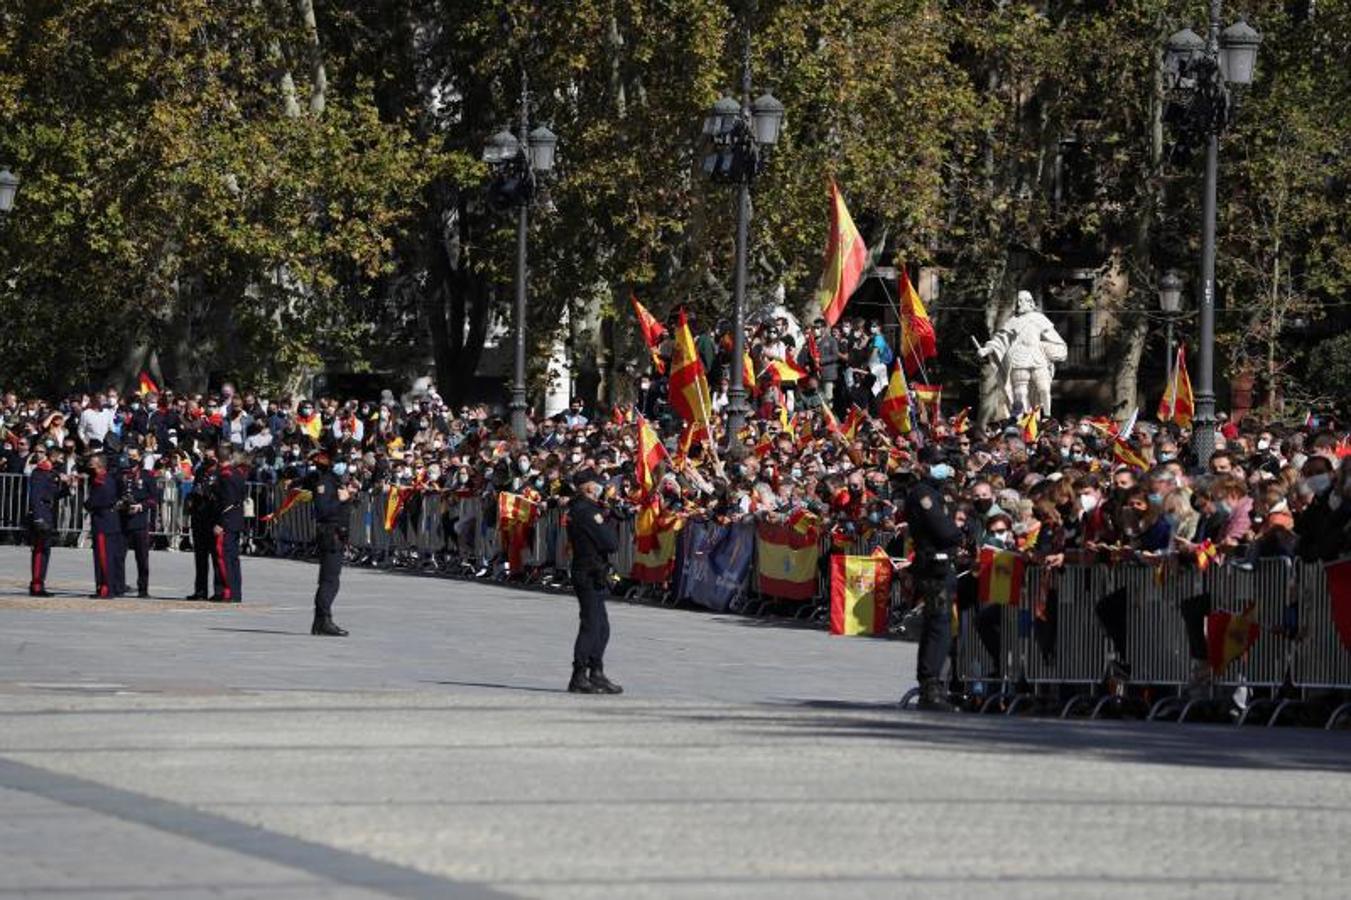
[
  {"xmin": 118, "ymin": 447, "xmax": 158, "ymax": 598},
  {"xmin": 895, "ymin": 445, "xmax": 963, "ymax": 711},
  {"xmin": 26, "ymin": 447, "xmax": 68, "ymax": 597},
  {"xmin": 186, "ymin": 449, "xmax": 219, "ymax": 600},
  {"xmin": 565, "ymin": 470, "xmax": 622, "ymax": 694},
  {"xmin": 307, "ymin": 451, "xmax": 352, "ymax": 636}
]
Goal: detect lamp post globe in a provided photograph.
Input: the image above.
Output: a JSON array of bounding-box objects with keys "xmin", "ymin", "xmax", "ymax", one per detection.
[
  {"xmin": 750, "ymin": 93, "xmax": 785, "ymax": 147},
  {"xmin": 1219, "ymin": 18, "xmax": 1262, "ymax": 85}
]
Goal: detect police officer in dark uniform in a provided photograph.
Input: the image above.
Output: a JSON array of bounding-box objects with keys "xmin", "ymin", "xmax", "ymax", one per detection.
[
  {"xmin": 210, "ymin": 449, "xmax": 249, "ymax": 602},
  {"xmin": 84, "ymin": 453, "xmax": 122, "ymax": 599},
  {"xmin": 894, "ymin": 444, "xmax": 963, "ymax": 711},
  {"xmin": 118, "ymin": 448, "xmax": 158, "ymax": 598},
  {"xmin": 565, "ymin": 470, "xmax": 622, "ymax": 694},
  {"xmin": 186, "ymin": 449, "xmax": 219, "ymax": 600},
  {"xmin": 307, "ymin": 451, "xmax": 352, "ymax": 636},
  {"xmin": 26, "ymin": 447, "xmax": 69, "ymax": 597}
]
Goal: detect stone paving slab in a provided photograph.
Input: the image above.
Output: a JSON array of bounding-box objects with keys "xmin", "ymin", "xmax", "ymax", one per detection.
[{"xmin": 1, "ymin": 547, "xmax": 1349, "ymax": 899}]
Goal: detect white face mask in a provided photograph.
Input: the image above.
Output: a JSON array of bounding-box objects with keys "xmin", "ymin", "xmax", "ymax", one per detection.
[
  {"xmin": 1302, "ymin": 473, "xmax": 1332, "ymax": 495},
  {"xmin": 1079, "ymin": 494, "xmax": 1099, "ymax": 513},
  {"xmin": 1257, "ymin": 439, "xmax": 1271, "ymax": 451}
]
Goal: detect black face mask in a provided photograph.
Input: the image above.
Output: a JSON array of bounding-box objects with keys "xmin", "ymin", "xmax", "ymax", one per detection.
[{"xmin": 974, "ymin": 497, "xmax": 994, "ymax": 514}]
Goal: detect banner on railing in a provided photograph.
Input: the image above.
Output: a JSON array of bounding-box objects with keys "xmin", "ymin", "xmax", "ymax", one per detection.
[
  {"xmin": 677, "ymin": 521, "xmax": 754, "ymax": 612},
  {"xmin": 755, "ymin": 522, "xmax": 820, "ymax": 601}
]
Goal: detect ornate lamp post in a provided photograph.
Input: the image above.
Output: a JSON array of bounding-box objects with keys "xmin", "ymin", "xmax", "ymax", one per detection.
[
  {"xmin": 483, "ymin": 75, "xmax": 558, "ymax": 441},
  {"xmin": 1163, "ymin": 4, "xmax": 1261, "ymax": 467},
  {"xmin": 1157, "ymin": 269, "xmax": 1184, "ymax": 392},
  {"xmin": 700, "ymin": 36, "xmax": 784, "ymax": 456}
]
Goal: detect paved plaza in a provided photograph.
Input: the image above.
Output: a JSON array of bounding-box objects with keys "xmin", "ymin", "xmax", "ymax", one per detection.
[{"xmin": 1, "ymin": 546, "xmax": 1349, "ymax": 899}]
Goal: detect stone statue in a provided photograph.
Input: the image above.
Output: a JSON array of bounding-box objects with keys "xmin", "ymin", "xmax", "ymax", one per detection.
[{"xmin": 972, "ymin": 290, "xmax": 1067, "ymax": 419}]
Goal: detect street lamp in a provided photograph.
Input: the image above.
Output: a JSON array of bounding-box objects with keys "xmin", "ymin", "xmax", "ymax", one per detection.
[
  {"xmin": 0, "ymin": 168, "xmax": 19, "ymax": 217},
  {"xmin": 699, "ymin": 39, "xmax": 785, "ymax": 456},
  {"xmin": 1157, "ymin": 270, "xmax": 1184, "ymax": 396},
  {"xmin": 1162, "ymin": 3, "xmax": 1261, "ymax": 469},
  {"xmin": 482, "ymin": 74, "xmax": 557, "ymax": 441}
]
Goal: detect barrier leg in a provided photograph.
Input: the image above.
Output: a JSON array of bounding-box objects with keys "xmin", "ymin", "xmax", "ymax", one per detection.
[
  {"xmin": 1267, "ymin": 698, "xmax": 1302, "ymax": 728},
  {"xmin": 898, "ymin": 687, "xmax": 921, "ymax": 709},
  {"xmin": 1237, "ymin": 698, "xmax": 1277, "ymax": 727},
  {"xmin": 1005, "ymin": 694, "xmax": 1035, "ymax": 716},
  {"xmin": 1324, "ymin": 701, "xmax": 1351, "ymax": 730},
  {"xmin": 1147, "ymin": 695, "xmax": 1185, "ymax": 722},
  {"xmin": 1059, "ymin": 694, "xmax": 1092, "ymax": 719}
]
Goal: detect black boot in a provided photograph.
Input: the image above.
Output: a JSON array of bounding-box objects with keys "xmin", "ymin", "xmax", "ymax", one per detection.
[
  {"xmin": 568, "ymin": 665, "xmax": 600, "ymax": 694},
  {"xmin": 916, "ymin": 678, "xmax": 955, "ymax": 712},
  {"xmin": 588, "ymin": 665, "xmax": 623, "ymax": 695},
  {"xmin": 29, "ymin": 588, "xmax": 53, "ymax": 598},
  {"xmin": 311, "ymin": 613, "xmax": 349, "ymax": 637}
]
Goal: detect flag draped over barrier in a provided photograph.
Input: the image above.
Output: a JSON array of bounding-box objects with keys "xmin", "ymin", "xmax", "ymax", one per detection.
[
  {"xmin": 829, "ymin": 549, "xmax": 893, "ymax": 636},
  {"xmin": 816, "ymin": 180, "xmax": 868, "ymax": 327},
  {"xmin": 1206, "ymin": 603, "xmax": 1260, "ymax": 674},
  {"xmin": 496, "ymin": 492, "xmax": 538, "ymax": 572},
  {"xmin": 978, "ymin": 546, "xmax": 1025, "ymax": 606},
  {"xmin": 383, "ymin": 486, "xmax": 414, "ymax": 532},
  {"xmin": 1327, "ymin": 559, "xmax": 1351, "ymax": 651},
  {"xmin": 632, "ymin": 499, "xmax": 681, "ymax": 583},
  {"xmin": 756, "ymin": 521, "xmax": 821, "ymax": 601}
]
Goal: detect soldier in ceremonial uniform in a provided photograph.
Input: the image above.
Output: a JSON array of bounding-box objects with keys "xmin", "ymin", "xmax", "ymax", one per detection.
[
  {"xmin": 186, "ymin": 448, "xmax": 219, "ymax": 599},
  {"xmin": 84, "ymin": 453, "xmax": 121, "ymax": 598},
  {"xmin": 26, "ymin": 447, "xmax": 69, "ymax": 596},
  {"xmin": 118, "ymin": 447, "xmax": 158, "ymax": 598},
  {"xmin": 307, "ymin": 451, "xmax": 352, "ymax": 636},
  {"xmin": 894, "ymin": 444, "xmax": 963, "ymax": 711},
  {"xmin": 565, "ymin": 470, "xmax": 622, "ymax": 694},
  {"xmin": 210, "ymin": 449, "xmax": 249, "ymax": 602}
]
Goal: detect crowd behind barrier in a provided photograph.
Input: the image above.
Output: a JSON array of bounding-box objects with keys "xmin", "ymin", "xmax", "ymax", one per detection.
[{"xmin": 7, "ymin": 474, "xmax": 1347, "ymax": 728}]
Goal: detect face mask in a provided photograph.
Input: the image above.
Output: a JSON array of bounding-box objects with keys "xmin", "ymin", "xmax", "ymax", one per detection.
[
  {"xmin": 974, "ymin": 497, "xmax": 993, "ymax": 514},
  {"xmin": 1217, "ymin": 500, "xmax": 1232, "ymax": 514},
  {"xmin": 868, "ymin": 511, "xmax": 880, "ymax": 524},
  {"xmin": 1079, "ymin": 494, "xmax": 1098, "ymax": 513},
  {"xmin": 1060, "ymin": 447, "xmax": 1071, "ymax": 458},
  {"xmin": 1303, "ymin": 473, "xmax": 1332, "ymax": 495},
  {"xmin": 518, "ymin": 459, "xmax": 531, "ymax": 473},
  {"xmin": 1148, "ymin": 492, "xmax": 1163, "ymax": 505},
  {"xmin": 428, "ymin": 466, "xmax": 442, "ymax": 480},
  {"xmin": 569, "ymin": 453, "xmax": 582, "ymax": 464},
  {"xmin": 1257, "ymin": 439, "xmax": 1271, "ymax": 451},
  {"xmin": 929, "ymin": 463, "xmax": 953, "ymax": 481},
  {"xmin": 639, "ymin": 381, "xmax": 651, "ymax": 391},
  {"xmin": 457, "ymin": 471, "xmax": 469, "ymax": 484},
  {"xmin": 790, "ymin": 467, "xmax": 802, "ymax": 480},
  {"xmin": 332, "ymin": 462, "xmax": 348, "ymax": 477},
  {"xmin": 1158, "ymin": 452, "xmax": 1174, "ymax": 462},
  {"xmin": 988, "ymin": 532, "xmax": 1011, "ymax": 547}
]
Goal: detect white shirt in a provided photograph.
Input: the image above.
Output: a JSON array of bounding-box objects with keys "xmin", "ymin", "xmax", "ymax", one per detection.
[{"xmin": 78, "ymin": 407, "xmax": 115, "ymax": 444}]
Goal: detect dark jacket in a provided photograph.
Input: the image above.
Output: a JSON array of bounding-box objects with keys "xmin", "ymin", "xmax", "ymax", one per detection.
[
  {"xmin": 309, "ymin": 470, "xmax": 351, "ymax": 530},
  {"xmin": 119, "ymin": 465, "xmax": 159, "ymax": 532},
  {"xmin": 567, "ymin": 496, "xmax": 618, "ymax": 572},
  {"xmin": 28, "ymin": 466, "xmax": 67, "ymax": 530},
  {"xmin": 85, "ymin": 470, "xmax": 122, "ymax": 535},
  {"xmin": 900, "ymin": 479, "xmax": 963, "ymax": 576},
  {"xmin": 213, "ymin": 464, "xmax": 249, "ymax": 532}
]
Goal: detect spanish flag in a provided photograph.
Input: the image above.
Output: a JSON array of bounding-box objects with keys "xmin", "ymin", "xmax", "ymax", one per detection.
[
  {"xmin": 496, "ymin": 492, "xmax": 538, "ymax": 572},
  {"xmin": 742, "ymin": 350, "xmax": 757, "ymax": 395},
  {"xmin": 1112, "ymin": 438, "xmax": 1149, "ymax": 471},
  {"xmin": 1019, "ymin": 406, "xmax": 1040, "ymax": 443},
  {"xmin": 1327, "ymin": 559, "xmax": 1351, "ymax": 651},
  {"xmin": 668, "ymin": 310, "xmax": 713, "ymax": 428},
  {"xmin": 757, "ymin": 522, "xmax": 821, "ymax": 601},
  {"xmin": 764, "ymin": 357, "xmax": 808, "ymax": 385},
  {"xmin": 977, "ymin": 546, "xmax": 1025, "ymax": 607},
  {"xmin": 841, "ymin": 406, "xmax": 865, "ymax": 441},
  {"xmin": 630, "ymin": 293, "xmax": 668, "ymax": 374},
  {"xmin": 1206, "ymin": 602, "xmax": 1260, "ymax": 674},
  {"xmin": 785, "ymin": 507, "xmax": 820, "ymax": 537},
  {"xmin": 912, "ymin": 384, "xmax": 942, "ymax": 425},
  {"xmin": 383, "ymin": 486, "xmax": 414, "ymax": 532},
  {"xmin": 829, "ymin": 548, "xmax": 894, "ymax": 636},
  {"xmin": 950, "ymin": 406, "xmax": 970, "ymax": 435},
  {"xmin": 138, "ymin": 371, "xmax": 160, "ymax": 395},
  {"xmin": 1157, "ymin": 344, "xmax": 1195, "ymax": 428},
  {"xmin": 878, "ymin": 363, "xmax": 912, "ymax": 437},
  {"xmin": 261, "ymin": 487, "xmax": 312, "ymax": 522},
  {"xmin": 632, "ymin": 498, "xmax": 681, "ymax": 583},
  {"xmin": 815, "ymin": 180, "xmax": 868, "ymax": 327},
  {"xmin": 634, "ymin": 412, "xmax": 668, "ymax": 499},
  {"xmin": 675, "ymin": 420, "xmax": 709, "ymax": 464},
  {"xmin": 1195, "ymin": 538, "xmax": 1219, "ymax": 572},
  {"xmin": 898, "ymin": 268, "xmax": 937, "ymax": 376}
]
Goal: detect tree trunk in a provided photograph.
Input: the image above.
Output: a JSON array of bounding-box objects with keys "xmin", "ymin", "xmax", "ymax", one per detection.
[{"xmin": 295, "ymin": 0, "xmax": 327, "ymax": 116}]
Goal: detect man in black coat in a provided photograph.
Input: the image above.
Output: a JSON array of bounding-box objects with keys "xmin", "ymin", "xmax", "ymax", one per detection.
[
  {"xmin": 186, "ymin": 449, "xmax": 219, "ymax": 600},
  {"xmin": 26, "ymin": 448, "xmax": 69, "ymax": 597},
  {"xmin": 307, "ymin": 451, "xmax": 353, "ymax": 636},
  {"xmin": 84, "ymin": 453, "xmax": 121, "ymax": 598},
  {"xmin": 118, "ymin": 448, "xmax": 158, "ymax": 598},
  {"xmin": 565, "ymin": 470, "xmax": 621, "ymax": 694},
  {"xmin": 210, "ymin": 450, "xmax": 249, "ymax": 602}
]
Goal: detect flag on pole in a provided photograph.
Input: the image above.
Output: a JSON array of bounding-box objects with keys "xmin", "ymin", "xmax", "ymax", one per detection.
[
  {"xmin": 668, "ymin": 310, "xmax": 713, "ymax": 428},
  {"xmin": 496, "ymin": 492, "xmax": 538, "ymax": 572},
  {"xmin": 742, "ymin": 350, "xmax": 757, "ymax": 396},
  {"xmin": 634, "ymin": 412, "xmax": 668, "ymax": 499},
  {"xmin": 841, "ymin": 406, "xmax": 865, "ymax": 441},
  {"xmin": 631, "ymin": 498, "xmax": 681, "ymax": 583},
  {"xmin": 913, "ymin": 384, "xmax": 942, "ymax": 425},
  {"xmin": 676, "ymin": 420, "xmax": 709, "ymax": 464},
  {"xmin": 815, "ymin": 180, "xmax": 868, "ymax": 327},
  {"xmin": 878, "ymin": 364, "xmax": 912, "ymax": 437},
  {"xmin": 1112, "ymin": 438, "xmax": 1149, "ymax": 471},
  {"xmin": 805, "ymin": 330, "xmax": 823, "ymax": 374},
  {"xmin": 764, "ymin": 357, "xmax": 808, "ymax": 385},
  {"xmin": 630, "ymin": 294, "xmax": 668, "ymax": 374},
  {"xmin": 1205, "ymin": 602, "xmax": 1260, "ymax": 674},
  {"xmin": 1157, "ymin": 345, "xmax": 1195, "ymax": 427},
  {"xmin": 950, "ymin": 407, "xmax": 970, "ymax": 435},
  {"xmin": 898, "ymin": 268, "xmax": 937, "ymax": 376},
  {"xmin": 977, "ymin": 546, "xmax": 1026, "ymax": 606},
  {"xmin": 829, "ymin": 549, "xmax": 894, "ymax": 636},
  {"xmin": 137, "ymin": 371, "xmax": 160, "ymax": 395}
]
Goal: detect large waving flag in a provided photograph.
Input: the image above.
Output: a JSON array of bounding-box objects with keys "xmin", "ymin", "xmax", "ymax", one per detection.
[
  {"xmin": 1112, "ymin": 438, "xmax": 1149, "ymax": 471},
  {"xmin": 630, "ymin": 294, "xmax": 668, "ymax": 374},
  {"xmin": 1158, "ymin": 345, "xmax": 1195, "ymax": 428},
  {"xmin": 815, "ymin": 180, "xmax": 868, "ymax": 327},
  {"xmin": 912, "ymin": 384, "xmax": 942, "ymax": 425},
  {"xmin": 878, "ymin": 364, "xmax": 912, "ymax": 437},
  {"xmin": 261, "ymin": 487, "xmax": 312, "ymax": 523},
  {"xmin": 764, "ymin": 357, "xmax": 808, "ymax": 385},
  {"xmin": 898, "ymin": 268, "xmax": 937, "ymax": 375},
  {"xmin": 829, "ymin": 548, "xmax": 894, "ymax": 636},
  {"xmin": 632, "ymin": 498, "xmax": 681, "ymax": 583},
  {"xmin": 138, "ymin": 371, "xmax": 160, "ymax": 395},
  {"xmin": 668, "ymin": 310, "xmax": 713, "ymax": 428},
  {"xmin": 634, "ymin": 412, "xmax": 668, "ymax": 499}
]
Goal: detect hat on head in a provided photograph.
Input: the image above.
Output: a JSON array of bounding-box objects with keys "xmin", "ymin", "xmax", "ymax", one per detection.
[{"xmin": 918, "ymin": 444, "xmax": 946, "ymax": 465}]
